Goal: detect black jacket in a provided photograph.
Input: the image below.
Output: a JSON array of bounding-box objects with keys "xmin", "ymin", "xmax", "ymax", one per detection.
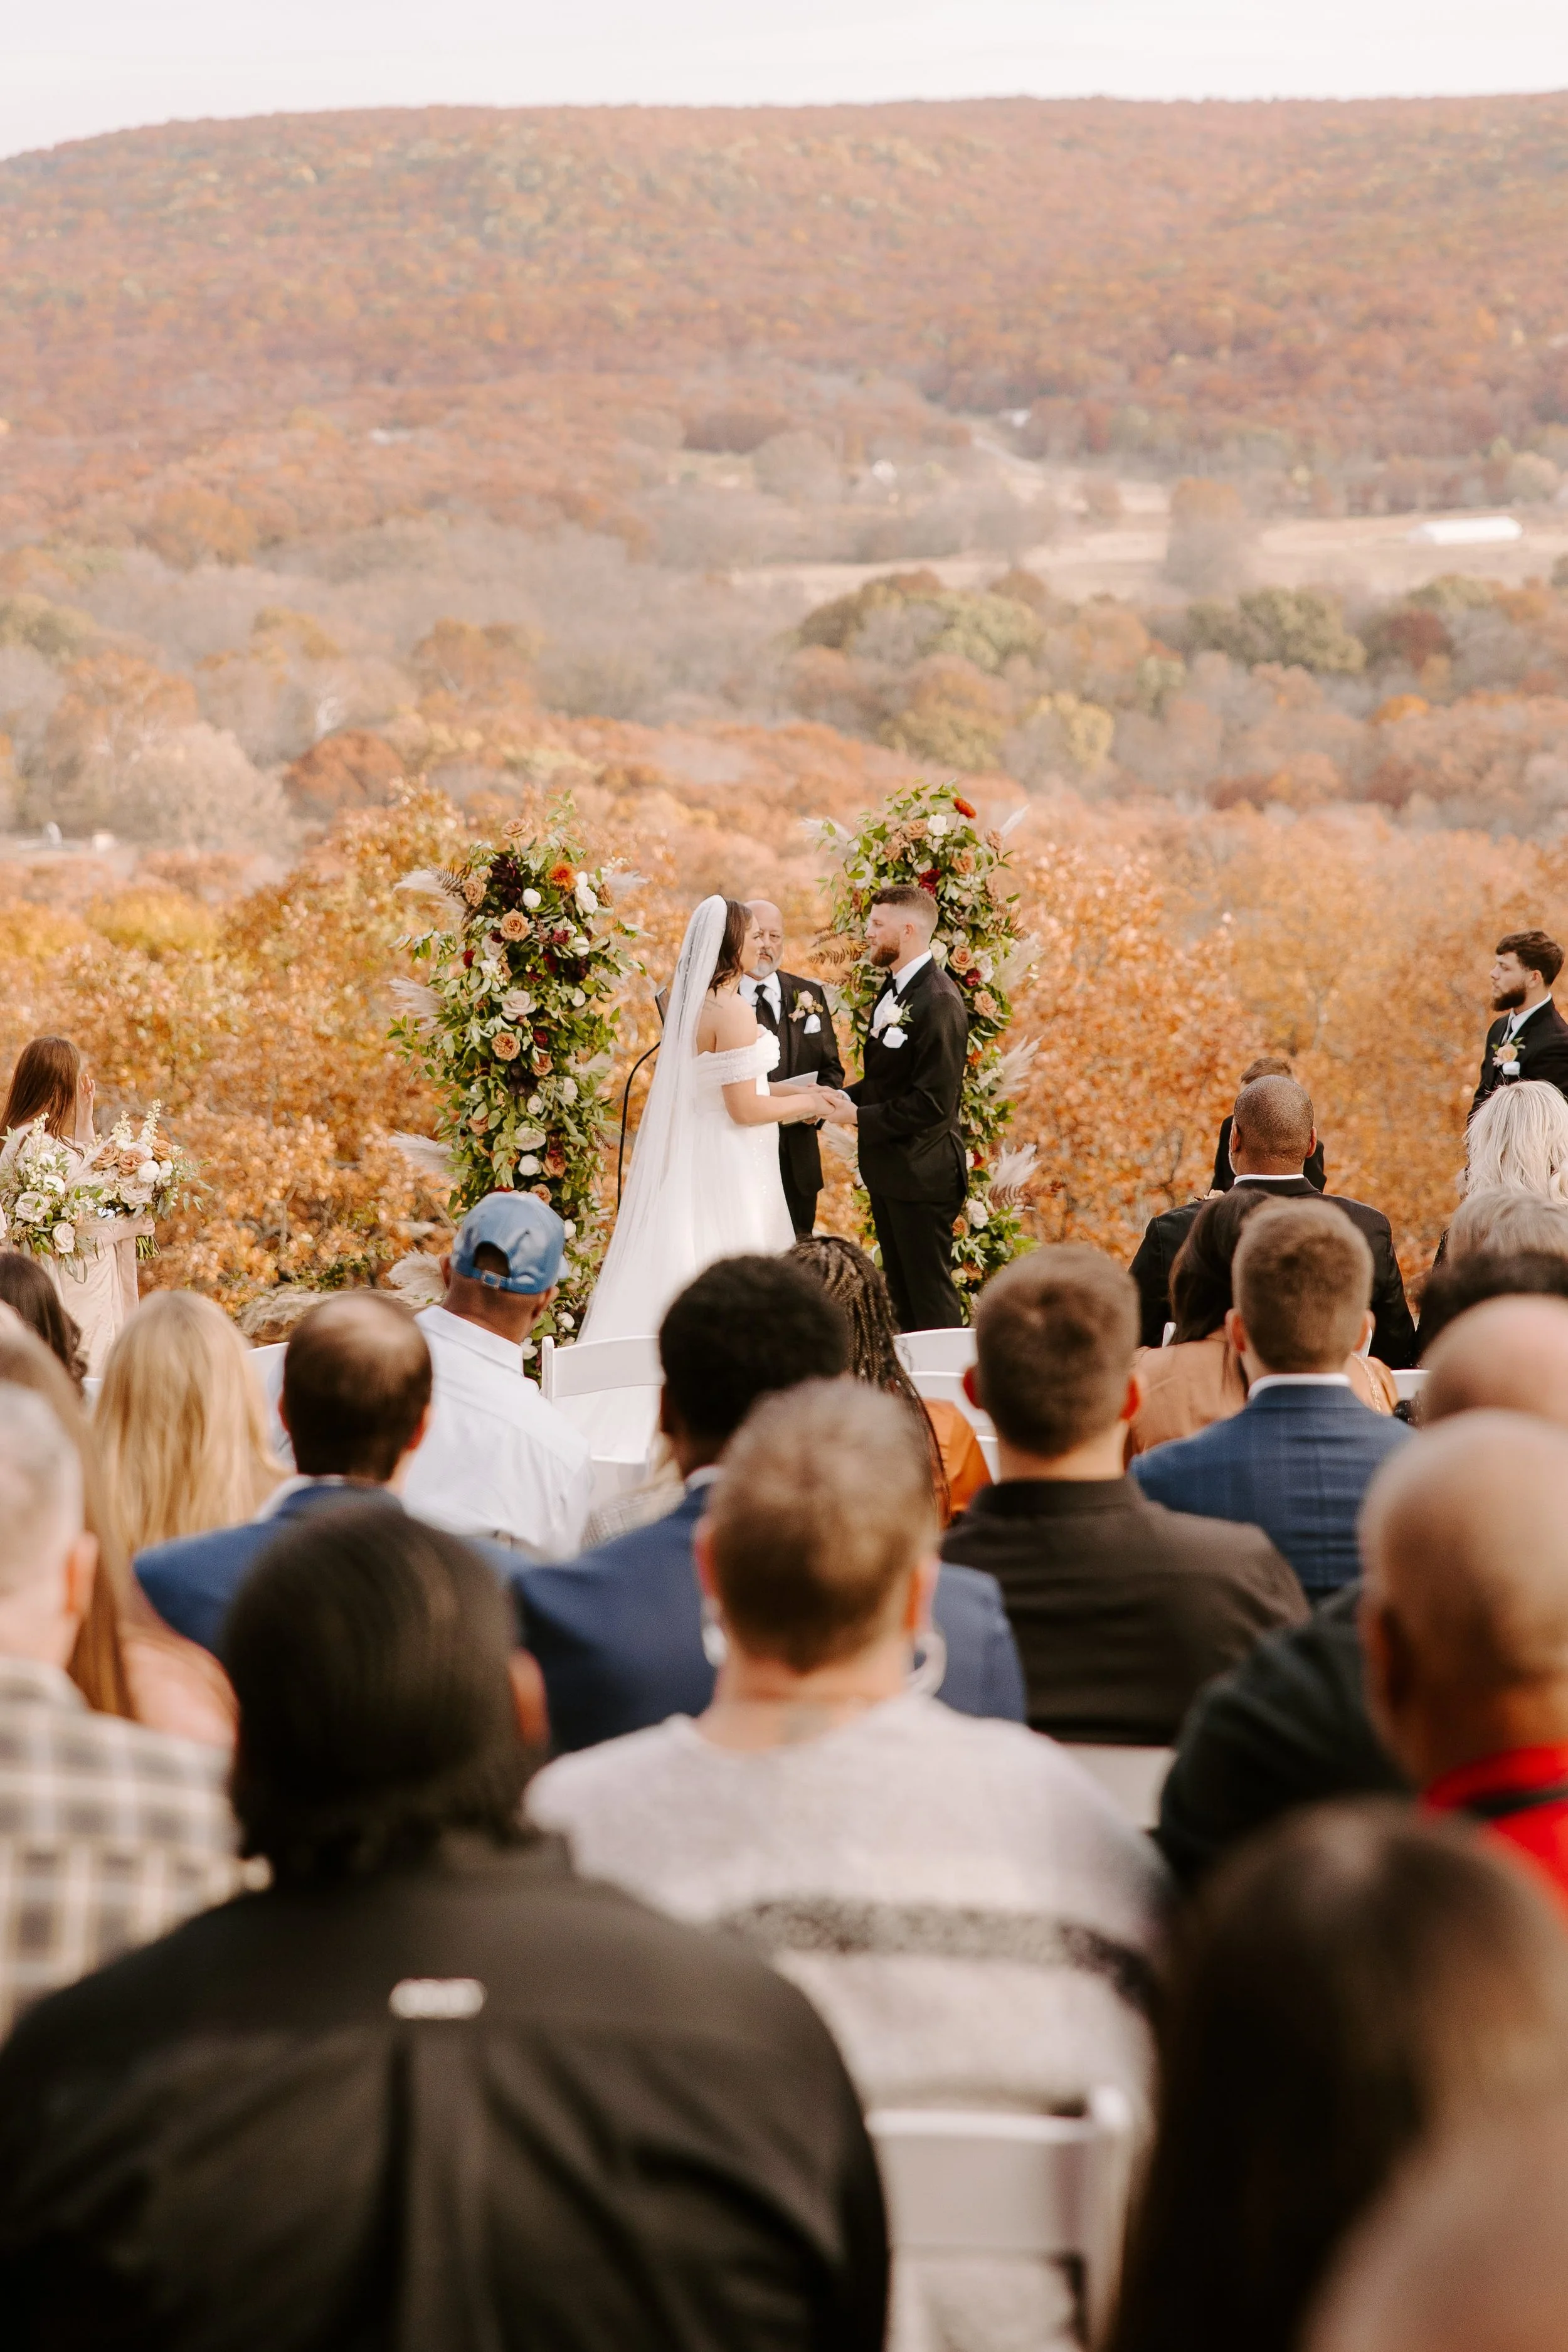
[
  {"xmin": 1471, "ymin": 996, "xmax": 1568, "ymax": 1119},
  {"xmin": 848, "ymin": 958, "xmax": 969, "ymax": 1204},
  {"xmin": 1157, "ymin": 1582, "xmax": 1407, "ymax": 1887},
  {"xmin": 751, "ymin": 968, "xmax": 844, "ymax": 1198},
  {"xmin": 0, "ymin": 1833, "xmax": 887, "ymax": 2352},
  {"xmin": 941, "ymin": 1477, "xmax": 1307, "ymax": 1745},
  {"xmin": 1129, "ymin": 1173, "xmax": 1418, "ymax": 1367}
]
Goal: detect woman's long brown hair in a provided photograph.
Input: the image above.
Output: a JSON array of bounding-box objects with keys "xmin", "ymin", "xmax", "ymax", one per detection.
[
  {"xmin": 1, "ymin": 1035, "xmax": 80, "ymax": 1140},
  {"xmin": 788, "ymin": 1234, "xmax": 952, "ymax": 1520}
]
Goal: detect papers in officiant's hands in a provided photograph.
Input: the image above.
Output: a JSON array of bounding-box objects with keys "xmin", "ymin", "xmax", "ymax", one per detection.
[{"xmin": 773, "ymin": 1073, "xmax": 832, "ymax": 1093}]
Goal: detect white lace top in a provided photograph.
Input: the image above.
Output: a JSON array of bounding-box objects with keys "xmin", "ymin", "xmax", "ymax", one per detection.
[{"xmin": 691, "ymin": 1032, "xmax": 779, "ymax": 1103}]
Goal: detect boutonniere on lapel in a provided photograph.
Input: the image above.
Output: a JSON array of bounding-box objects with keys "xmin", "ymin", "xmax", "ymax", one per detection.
[
  {"xmin": 1495, "ymin": 1034, "xmax": 1523, "ymax": 1071},
  {"xmin": 789, "ymin": 989, "xmax": 823, "ymax": 1034},
  {"xmin": 874, "ymin": 995, "xmax": 912, "ymax": 1050}
]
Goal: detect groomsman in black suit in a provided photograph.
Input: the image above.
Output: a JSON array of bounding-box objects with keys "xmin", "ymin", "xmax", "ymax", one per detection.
[
  {"xmin": 821, "ymin": 884, "xmax": 970, "ymax": 1332},
  {"xmin": 741, "ymin": 899, "xmax": 844, "ymax": 1238},
  {"xmin": 1471, "ymin": 930, "xmax": 1568, "ymax": 1118}
]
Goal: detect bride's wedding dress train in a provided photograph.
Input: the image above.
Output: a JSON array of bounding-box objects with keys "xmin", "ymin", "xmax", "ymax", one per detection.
[{"xmin": 564, "ymin": 898, "xmax": 796, "ymax": 1480}]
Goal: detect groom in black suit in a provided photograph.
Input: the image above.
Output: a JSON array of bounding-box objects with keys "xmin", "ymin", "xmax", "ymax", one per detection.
[
  {"xmin": 740, "ymin": 898, "xmax": 845, "ymax": 1237},
  {"xmin": 822, "ymin": 884, "xmax": 970, "ymax": 1332},
  {"xmin": 1471, "ymin": 930, "xmax": 1568, "ymax": 1119}
]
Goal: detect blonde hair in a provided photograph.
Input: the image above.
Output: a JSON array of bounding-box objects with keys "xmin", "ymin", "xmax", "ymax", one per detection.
[
  {"xmin": 95, "ymin": 1292, "xmax": 283, "ymax": 1555},
  {"xmin": 1448, "ymin": 1185, "xmax": 1568, "ymax": 1263},
  {"xmin": 706, "ymin": 1379, "xmax": 938, "ymax": 1671},
  {"xmin": 1464, "ymin": 1082, "xmax": 1568, "ymax": 1204}
]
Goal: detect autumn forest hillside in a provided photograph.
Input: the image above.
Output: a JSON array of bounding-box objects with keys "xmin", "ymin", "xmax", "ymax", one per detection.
[{"xmin": 1, "ymin": 94, "xmax": 1568, "ymax": 1307}]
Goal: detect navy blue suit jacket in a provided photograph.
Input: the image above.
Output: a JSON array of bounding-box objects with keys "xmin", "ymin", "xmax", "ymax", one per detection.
[
  {"xmin": 137, "ymin": 1485, "xmax": 517, "ymax": 1658},
  {"xmin": 1131, "ymin": 1382, "xmax": 1411, "ymax": 1597},
  {"xmin": 515, "ymin": 1486, "xmax": 1027, "ymax": 1755}
]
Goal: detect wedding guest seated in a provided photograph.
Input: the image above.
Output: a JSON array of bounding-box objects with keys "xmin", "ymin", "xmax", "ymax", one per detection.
[
  {"xmin": 1130, "ymin": 1190, "xmax": 1396, "ymax": 1458},
  {"xmin": 1309, "ymin": 2102, "xmax": 1568, "ymax": 2352},
  {"xmin": 1429, "ymin": 1079, "xmax": 1568, "ymax": 1268},
  {"xmin": 1443, "ymin": 1182, "xmax": 1568, "ymax": 1263},
  {"xmin": 1157, "ymin": 1290, "xmax": 1568, "ymax": 1886},
  {"xmin": 0, "ymin": 1248, "xmax": 87, "ymax": 1388},
  {"xmin": 1130, "ymin": 1075, "xmax": 1415, "ymax": 1364},
  {"xmin": 790, "ymin": 1232, "xmax": 990, "ymax": 1520},
  {"xmin": 137, "ymin": 1295, "xmax": 534, "ymax": 1725},
  {"xmin": 1361, "ymin": 1411, "xmax": 1568, "ymax": 1904},
  {"xmin": 0, "ymin": 1381, "xmax": 236, "ymax": 2038},
  {"xmin": 95, "ymin": 1292, "xmax": 283, "ymax": 1558},
  {"xmin": 515, "ymin": 1254, "xmax": 1025, "ymax": 1754},
  {"xmin": 941, "ymin": 1245, "xmax": 1306, "ymax": 1745},
  {"xmin": 1417, "ymin": 1246, "xmax": 1568, "ymax": 1355},
  {"xmin": 1209, "ymin": 1054, "xmax": 1327, "ymax": 1195},
  {"xmin": 0, "ymin": 1320, "xmax": 237, "ymax": 1745},
  {"xmin": 530, "ymin": 1379, "xmax": 1165, "ymax": 2352},
  {"xmin": 1133, "ymin": 1200, "xmax": 1409, "ymax": 1596},
  {"xmin": 1108, "ymin": 1806, "xmax": 1568, "ymax": 2352},
  {"xmin": 0, "ymin": 1505, "xmax": 886, "ymax": 2352},
  {"xmin": 403, "ymin": 1192, "xmax": 593, "ymax": 1560}
]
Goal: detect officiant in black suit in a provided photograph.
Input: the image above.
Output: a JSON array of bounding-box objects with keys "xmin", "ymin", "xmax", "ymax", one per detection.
[
  {"xmin": 821, "ymin": 884, "xmax": 970, "ymax": 1333},
  {"xmin": 740, "ymin": 899, "xmax": 845, "ymax": 1237},
  {"xmin": 1471, "ymin": 930, "xmax": 1568, "ymax": 1119}
]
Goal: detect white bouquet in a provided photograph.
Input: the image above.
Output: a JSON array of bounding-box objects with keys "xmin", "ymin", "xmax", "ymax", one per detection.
[
  {"xmin": 0, "ymin": 1121, "xmax": 105, "ymax": 1279},
  {"xmin": 87, "ymin": 1105, "xmax": 196, "ymax": 1259}
]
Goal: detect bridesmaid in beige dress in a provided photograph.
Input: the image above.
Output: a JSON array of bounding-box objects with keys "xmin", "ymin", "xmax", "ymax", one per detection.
[{"xmin": 0, "ymin": 1035, "xmax": 146, "ymax": 1376}]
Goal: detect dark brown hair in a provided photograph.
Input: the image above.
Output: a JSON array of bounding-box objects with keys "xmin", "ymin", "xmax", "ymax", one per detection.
[
  {"xmin": 1234, "ymin": 1200, "xmax": 1373, "ymax": 1370},
  {"xmin": 0, "ymin": 1249, "xmax": 87, "ymax": 1388},
  {"xmin": 1110, "ymin": 1804, "xmax": 1568, "ymax": 2352},
  {"xmin": 1170, "ymin": 1189, "xmax": 1274, "ymax": 1342},
  {"xmin": 1498, "ymin": 930, "xmax": 1564, "ymax": 986},
  {"xmin": 789, "ymin": 1234, "xmax": 950, "ymax": 1517},
  {"xmin": 1239, "ymin": 1056, "xmax": 1294, "ymax": 1088},
  {"xmin": 973, "ymin": 1244, "xmax": 1137, "ymax": 1456},
  {"xmin": 1, "ymin": 1035, "xmax": 80, "ymax": 1140},
  {"xmin": 710, "ymin": 898, "xmax": 755, "ymax": 992},
  {"xmin": 869, "ymin": 883, "xmax": 938, "ymax": 935},
  {"xmin": 282, "ymin": 1295, "xmax": 433, "ymax": 1482}
]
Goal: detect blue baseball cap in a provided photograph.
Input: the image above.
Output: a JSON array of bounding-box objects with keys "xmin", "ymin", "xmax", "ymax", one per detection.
[{"xmin": 452, "ymin": 1192, "xmax": 566, "ymax": 1295}]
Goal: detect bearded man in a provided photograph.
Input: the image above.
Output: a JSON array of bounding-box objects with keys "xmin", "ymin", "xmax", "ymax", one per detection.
[
  {"xmin": 822, "ymin": 885, "xmax": 970, "ymax": 1331},
  {"xmin": 739, "ymin": 898, "xmax": 844, "ymax": 1239},
  {"xmin": 1471, "ymin": 930, "xmax": 1568, "ymax": 1118}
]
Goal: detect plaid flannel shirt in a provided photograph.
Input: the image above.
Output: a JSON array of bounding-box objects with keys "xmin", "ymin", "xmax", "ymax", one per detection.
[{"xmin": 0, "ymin": 1657, "xmax": 239, "ymax": 2038}]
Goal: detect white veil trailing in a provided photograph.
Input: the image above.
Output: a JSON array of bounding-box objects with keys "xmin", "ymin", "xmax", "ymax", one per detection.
[{"xmin": 580, "ymin": 893, "xmax": 728, "ymax": 1345}]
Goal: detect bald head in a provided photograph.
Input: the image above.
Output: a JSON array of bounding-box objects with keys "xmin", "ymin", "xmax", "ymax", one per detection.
[
  {"xmin": 1231, "ymin": 1075, "xmax": 1316, "ymax": 1174},
  {"xmin": 1424, "ymin": 1296, "xmax": 1568, "ymax": 1430},
  {"xmin": 1360, "ymin": 1412, "xmax": 1568, "ymax": 1784},
  {"xmin": 744, "ymin": 898, "xmax": 785, "ymax": 978},
  {"xmin": 282, "ymin": 1293, "xmax": 432, "ymax": 1483}
]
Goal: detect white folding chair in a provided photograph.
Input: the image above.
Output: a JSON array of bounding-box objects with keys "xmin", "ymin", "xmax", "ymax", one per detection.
[
  {"xmin": 869, "ymin": 2092, "xmax": 1136, "ymax": 2348},
  {"xmin": 896, "ymin": 1327, "xmax": 978, "ymax": 1377},
  {"xmin": 1393, "ymin": 1368, "xmax": 1426, "ymax": 1406},
  {"xmin": 538, "ymin": 1333, "xmax": 660, "ymax": 1402},
  {"xmin": 246, "ymin": 1340, "xmax": 291, "ymax": 1464},
  {"xmin": 1061, "ymin": 1744, "xmax": 1175, "ymax": 1831}
]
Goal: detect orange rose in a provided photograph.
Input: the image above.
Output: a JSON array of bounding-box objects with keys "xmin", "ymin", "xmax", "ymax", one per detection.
[{"xmin": 549, "ymin": 862, "xmax": 574, "ymax": 886}]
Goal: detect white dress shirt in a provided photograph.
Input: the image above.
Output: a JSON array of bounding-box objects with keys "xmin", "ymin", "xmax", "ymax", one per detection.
[
  {"xmin": 871, "ymin": 949, "xmax": 933, "ymax": 1034},
  {"xmin": 740, "ymin": 971, "xmax": 782, "ymax": 1020},
  {"xmin": 403, "ymin": 1306, "xmax": 593, "ymax": 1560}
]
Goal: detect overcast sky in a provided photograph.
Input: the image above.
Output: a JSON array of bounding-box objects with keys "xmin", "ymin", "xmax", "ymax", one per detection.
[{"xmin": 5, "ymin": 1, "xmax": 1565, "ymax": 162}]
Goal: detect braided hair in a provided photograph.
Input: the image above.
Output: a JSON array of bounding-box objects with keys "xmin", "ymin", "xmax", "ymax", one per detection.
[{"xmin": 788, "ymin": 1235, "xmax": 951, "ymax": 1518}]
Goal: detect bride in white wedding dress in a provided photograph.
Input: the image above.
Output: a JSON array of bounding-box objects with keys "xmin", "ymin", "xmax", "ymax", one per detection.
[{"xmin": 572, "ymin": 895, "xmax": 835, "ymax": 1468}]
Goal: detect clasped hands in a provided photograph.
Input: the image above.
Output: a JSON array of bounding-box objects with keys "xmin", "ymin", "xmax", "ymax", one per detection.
[{"xmin": 811, "ymin": 1088, "xmax": 857, "ymax": 1128}]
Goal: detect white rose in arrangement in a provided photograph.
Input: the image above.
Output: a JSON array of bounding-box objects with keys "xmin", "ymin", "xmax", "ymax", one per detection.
[
  {"xmin": 522, "ymin": 889, "xmax": 541, "ymax": 909},
  {"xmin": 556, "ymin": 1309, "xmax": 575, "ymax": 1332},
  {"xmin": 559, "ymin": 1077, "xmax": 578, "ymax": 1104},
  {"xmin": 967, "ymin": 1198, "xmax": 990, "ymax": 1228},
  {"xmin": 514, "ymin": 1125, "xmax": 546, "ymax": 1149},
  {"xmin": 14, "ymin": 1192, "xmax": 44, "ymax": 1222},
  {"xmin": 573, "ymin": 875, "xmax": 598, "ymax": 915},
  {"xmin": 928, "ymin": 813, "xmax": 949, "ymax": 837},
  {"xmin": 517, "ymin": 1155, "xmax": 541, "ymax": 1176},
  {"xmin": 563, "ymin": 1219, "xmax": 576, "ymax": 1239},
  {"xmin": 527, "ymin": 1093, "xmax": 543, "ymax": 1113},
  {"xmin": 569, "ymin": 989, "xmax": 586, "ymax": 1009},
  {"xmin": 499, "ymin": 988, "xmax": 534, "ymax": 1020},
  {"xmin": 52, "ymin": 1223, "xmax": 76, "ymax": 1254}
]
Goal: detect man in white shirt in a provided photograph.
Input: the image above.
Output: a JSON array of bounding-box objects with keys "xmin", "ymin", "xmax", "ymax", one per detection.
[{"xmin": 405, "ymin": 1193, "xmax": 593, "ymax": 1561}]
